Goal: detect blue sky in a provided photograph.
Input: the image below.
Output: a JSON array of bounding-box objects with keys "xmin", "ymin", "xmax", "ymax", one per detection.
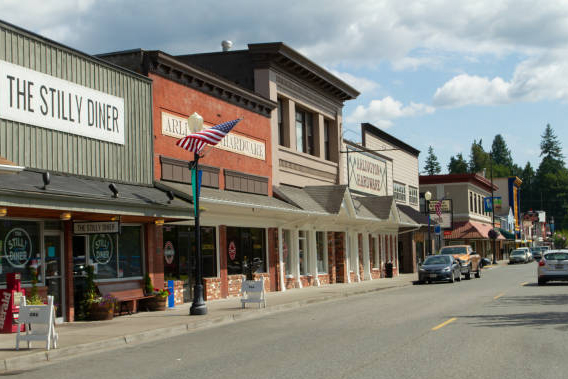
[{"xmin": 2, "ymin": 0, "xmax": 567, "ymax": 172}]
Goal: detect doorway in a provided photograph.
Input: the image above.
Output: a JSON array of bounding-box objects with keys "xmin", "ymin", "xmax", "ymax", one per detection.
[
  {"xmin": 44, "ymin": 232, "xmax": 64, "ymax": 322},
  {"xmin": 72, "ymin": 235, "xmax": 88, "ymax": 319}
]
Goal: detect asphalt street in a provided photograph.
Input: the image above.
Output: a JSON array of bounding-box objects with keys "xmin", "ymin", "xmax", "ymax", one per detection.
[{"xmin": 14, "ymin": 262, "xmax": 567, "ymax": 379}]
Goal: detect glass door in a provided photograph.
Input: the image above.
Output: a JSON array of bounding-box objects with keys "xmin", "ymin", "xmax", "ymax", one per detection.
[
  {"xmin": 72, "ymin": 236, "xmax": 88, "ymax": 320},
  {"xmin": 44, "ymin": 232, "xmax": 64, "ymax": 322}
]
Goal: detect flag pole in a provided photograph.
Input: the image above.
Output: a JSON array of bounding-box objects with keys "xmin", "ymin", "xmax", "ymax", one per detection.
[{"xmin": 190, "ymin": 152, "xmax": 207, "ymax": 315}]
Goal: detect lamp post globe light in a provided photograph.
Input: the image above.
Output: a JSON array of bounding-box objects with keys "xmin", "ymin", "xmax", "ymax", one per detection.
[{"xmin": 425, "ymin": 191, "xmax": 432, "ymax": 255}]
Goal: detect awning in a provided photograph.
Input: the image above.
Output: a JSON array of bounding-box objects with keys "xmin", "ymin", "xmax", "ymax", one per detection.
[
  {"xmin": 498, "ymin": 228, "xmax": 516, "ymax": 240},
  {"xmin": 445, "ymin": 221, "xmax": 505, "ymax": 240},
  {"xmin": 0, "ymin": 170, "xmax": 192, "ymax": 219}
]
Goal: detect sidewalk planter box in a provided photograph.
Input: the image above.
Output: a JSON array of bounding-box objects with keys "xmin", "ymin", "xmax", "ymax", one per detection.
[
  {"xmin": 142, "ymin": 296, "xmax": 167, "ymax": 311},
  {"xmin": 88, "ymin": 303, "xmax": 114, "ymax": 321}
]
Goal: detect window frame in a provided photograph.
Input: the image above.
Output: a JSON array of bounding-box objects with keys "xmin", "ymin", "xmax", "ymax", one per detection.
[
  {"xmin": 393, "ymin": 182, "xmax": 406, "ymax": 202},
  {"xmin": 316, "ymin": 231, "xmax": 328, "ymax": 274},
  {"xmin": 295, "ymin": 108, "xmax": 315, "ymax": 155},
  {"xmin": 409, "ymin": 186, "xmax": 418, "ymax": 205}
]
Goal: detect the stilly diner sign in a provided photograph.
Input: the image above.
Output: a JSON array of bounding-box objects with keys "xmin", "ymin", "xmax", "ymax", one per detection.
[
  {"xmin": 161, "ymin": 111, "xmax": 266, "ymax": 160},
  {"xmin": 0, "ymin": 60, "xmax": 125, "ymax": 145}
]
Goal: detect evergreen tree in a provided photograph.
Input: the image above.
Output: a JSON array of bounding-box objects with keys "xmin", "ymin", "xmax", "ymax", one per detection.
[
  {"xmin": 540, "ymin": 124, "xmax": 564, "ymax": 161},
  {"xmin": 447, "ymin": 153, "xmax": 468, "ymax": 174},
  {"xmin": 491, "ymin": 134, "xmax": 513, "ymax": 168},
  {"xmin": 468, "ymin": 139, "xmax": 491, "ymax": 174},
  {"xmin": 423, "ymin": 146, "xmax": 441, "ymax": 175},
  {"xmin": 535, "ymin": 124, "xmax": 568, "ymax": 229},
  {"xmin": 520, "ymin": 162, "xmax": 536, "ymax": 211}
]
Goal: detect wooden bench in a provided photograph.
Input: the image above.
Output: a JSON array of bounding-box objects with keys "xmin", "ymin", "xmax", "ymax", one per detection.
[{"xmin": 97, "ymin": 281, "xmax": 154, "ymax": 315}]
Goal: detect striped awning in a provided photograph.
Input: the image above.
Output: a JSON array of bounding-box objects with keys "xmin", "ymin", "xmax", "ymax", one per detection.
[{"xmin": 445, "ymin": 221, "xmax": 505, "ymax": 240}]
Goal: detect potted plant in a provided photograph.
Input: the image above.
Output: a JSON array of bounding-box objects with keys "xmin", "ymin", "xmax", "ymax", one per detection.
[
  {"xmin": 146, "ymin": 287, "xmax": 169, "ymax": 311},
  {"xmin": 87, "ymin": 294, "xmax": 117, "ymax": 321}
]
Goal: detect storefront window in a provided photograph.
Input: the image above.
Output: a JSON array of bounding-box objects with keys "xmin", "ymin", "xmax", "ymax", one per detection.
[
  {"xmin": 0, "ymin": 220, "xmax": 40, "ymax": 284},
  {"xmin": 316, "ymin": 231, "xmax": 327, "ymax": 273},
  {"xmin": 299, "ymin": 230, "xmax": 308, "ymax": 275},
  {"xmin": 227, "ymin": 227, "xmax": 266, "ymax": 275},
  {"xmin": 118, "ymin": 226, "xmax": 143, "ymax": 278},
  {"xmin": 163, "ymin": 226, "xmax": 216, "ymax": 280},
  {"xmin": 283, "ymin": 229, "xmax": 292, "ymax": 276},
  {"xmin": 90, "ymin": 226, "xmax": 143, "ymax": 280},
  {"xmin": 90, "ymin": 233, "xmax": 118, "ymax": 279}
]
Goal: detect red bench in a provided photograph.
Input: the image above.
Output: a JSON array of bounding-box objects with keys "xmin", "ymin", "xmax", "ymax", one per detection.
[{"xmin": 97, "ymin": 281, "xmax": 154, "ymax": 315}]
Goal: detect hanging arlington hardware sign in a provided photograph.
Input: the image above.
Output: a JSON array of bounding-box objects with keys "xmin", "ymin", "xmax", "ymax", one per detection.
[
  {"xmin": 0, "ymin": 60, "xmax": 125, "ymax": 145},
  {"xmin": 346, "ymin": 145, "xmax": 388, "ymax": 196},
  {"xmin": 161, "ymin": 112, "xmax": 265, "ymax": 160}
]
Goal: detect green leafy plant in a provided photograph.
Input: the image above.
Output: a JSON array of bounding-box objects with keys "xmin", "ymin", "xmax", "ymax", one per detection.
[
  {"xmin": 144, "ymin": 274, "xmax": 153, "ymax": 295},
  {"xmin": 27, "ymin": 267, "xmax": 44, "ymax": 305},
  {"xmin": 153, "ymin": 288, "xmax": 171, "ymax": 299}
]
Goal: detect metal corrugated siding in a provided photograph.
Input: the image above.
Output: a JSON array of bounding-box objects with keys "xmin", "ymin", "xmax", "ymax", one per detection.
[{"xmin": 0, "ymin": 23, "xmax": 153, "ymax": 185}]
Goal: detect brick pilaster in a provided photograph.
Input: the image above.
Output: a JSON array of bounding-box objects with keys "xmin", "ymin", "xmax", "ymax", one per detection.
[{"xmin": 219, "ymin": 225, "xmax": 228, "ymax": 298}]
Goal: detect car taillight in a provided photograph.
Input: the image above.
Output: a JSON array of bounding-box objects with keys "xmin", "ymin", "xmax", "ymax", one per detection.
[{"xmin": 538, "ymin": 260, "xmax": 545, "ymax": 267}]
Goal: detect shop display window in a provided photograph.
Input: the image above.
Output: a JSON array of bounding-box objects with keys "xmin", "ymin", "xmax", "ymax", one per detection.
[
  {"xmin": 283, "ymin": 230, "xmax": 292, "ymax": 276},
  {"xmin": 226, "ymin": 227, "xmax": 266, "ymax": 275},
  {"xmin": 299, "ymin": 230, "xmax": 308, "ymax": 275},
  {"xmin": 316, "ymin": 231, "xmax": 327, "ymax": 273},
  {"xmin": 90, "ymin": 225, "xmax": 143, "ymax": 280},
  {"xmin": 163, "ymin": 226, "xmax": 216, "ymax": 280},
  {"xmin": 0, "ymin": 220, "xmax": 41, "ymax": 284}
]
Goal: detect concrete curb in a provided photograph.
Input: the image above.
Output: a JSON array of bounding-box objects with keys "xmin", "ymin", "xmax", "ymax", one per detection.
[{"xmin": 1, "ymin": 280, "xmax": 412, "ymax": 373}]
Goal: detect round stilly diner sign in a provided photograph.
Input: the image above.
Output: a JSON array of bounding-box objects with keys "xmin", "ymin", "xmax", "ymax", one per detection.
[
  {"xmin": 164, "ymin": 241, "xmax": 175, "ymax": 265},
  {"xmin": 4, "ymin": 228, "xmax": 32, "ymax": 268},
  {"xmin": 92, "ymin": 234, "xmax": 113, "ymax": 265},
  {"xmin": 228, "ymin": 241, "xmax": 237, "ymax": 261}
]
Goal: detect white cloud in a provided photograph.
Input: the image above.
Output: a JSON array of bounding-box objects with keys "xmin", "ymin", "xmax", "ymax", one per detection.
[
  {"xmin": 433, "ymin": 51, "xmax": 568, "ymax": 107},
  {"xmin": 346, "ymin": 96, "xmax": 435, "ymax": 128}
]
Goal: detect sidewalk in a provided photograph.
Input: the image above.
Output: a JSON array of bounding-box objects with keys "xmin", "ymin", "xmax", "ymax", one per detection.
[{"xmin": 0, "ymin": 274, "xmax": 417, "ymax": 372}]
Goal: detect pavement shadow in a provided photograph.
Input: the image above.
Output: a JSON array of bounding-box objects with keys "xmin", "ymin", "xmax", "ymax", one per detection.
[
  {"xmin": 462, "ymin": 311, "xmax": 568, "ymax": 329},
  {"xmin": 463, "ymin": 293, "xmax": 568, "ymax": 330}
]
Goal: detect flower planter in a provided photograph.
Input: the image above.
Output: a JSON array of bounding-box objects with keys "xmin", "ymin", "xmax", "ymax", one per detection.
[
  {"xmin": 143, "ymin": 296, "xmax": 167, "ymax": 311},
  {"xmin": 88, "ymin": 303, "xmax": 114, "ymax": 321}
]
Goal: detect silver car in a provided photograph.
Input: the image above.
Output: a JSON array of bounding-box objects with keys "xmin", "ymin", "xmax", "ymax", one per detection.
[
  {"xmin": 509, "ymin": 249, "xmax": 529, "ymax": 264},
  {"xmin": 537, "ymin": 250, "xmax": 568, "ymax": 285}
]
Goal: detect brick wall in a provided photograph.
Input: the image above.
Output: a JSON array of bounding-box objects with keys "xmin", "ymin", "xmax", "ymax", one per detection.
[
  {"xmin": 227, "ymin": 275, "xmax": 243, "ymax": 297},
  {"xmin": 285, "ymin": 277, "xmax": 298, "ymax": 289},
  {"xmin": 204, "ymin": 277, "xmax": 222, "ymax": 300},
  {"xmin": 299, "ymin": 275, "xmax": 317, "ymax": 287},
  {"xmin": 349, "ymin": 271, "xmax": 358, "ymax": 283},
  {"xmin": 252, "ymin": 273, "xmax": 271, "ymax": 292},
  {"xmin": 164, "ymin": 280, "xmax": 185, "ymax": 304},
  {"xmin": 371, "ymin": 269, "xmax": 382, "ymax": 280},
  {"xmin": 318, "ymin": 274, "xmax": 330, "ymax": 285}
]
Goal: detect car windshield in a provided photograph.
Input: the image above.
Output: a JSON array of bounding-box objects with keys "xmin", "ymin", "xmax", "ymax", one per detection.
[
  {"xmin": 423, "ymin": 256, "xmax": 451, "ymax": 265},
  {"xmin": 440, "ymin": 247, "xmax": 467, "ymax": 255},
  {"xmin": 511, "ymin": 250, "xmax": 526, "ymax": 256},
  {"xmin": 544, "ymin": 252, "xmax": 568, "ymax": 261}
]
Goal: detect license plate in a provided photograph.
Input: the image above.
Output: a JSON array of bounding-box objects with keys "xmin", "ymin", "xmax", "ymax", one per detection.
[
  {"xmin": 555, "ymin": 264, "xmax": 564, "ymax": 270},
  {"xmin": 429, "ymin": 274, "xmax": 437, "ymax": 278}
]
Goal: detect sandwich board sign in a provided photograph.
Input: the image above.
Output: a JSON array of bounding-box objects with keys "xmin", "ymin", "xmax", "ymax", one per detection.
[
  {"xmin": 16, "ymin": 295, "xmax": 58, "ymax": 351},
  {"xmin": 240, "ymin": 280, "xmax": 266, "ymax": 309}
]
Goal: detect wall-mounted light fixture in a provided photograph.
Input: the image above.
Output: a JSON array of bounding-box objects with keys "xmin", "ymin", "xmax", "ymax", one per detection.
[
  {"xmin": 109, "ymin": 183, "xmax": 119, "ymax": 198},
  {"xmin": 154, "ymin": 219, "xmax": 165, "ymax": 225},
  {"xmin": 60, "ymin": 212, "xmax": 72, "ymax": 220},
  {"xmin": 166, "ymin": 190, "xmax": 174, "ymax": 204},
  {"xmin": 42, "ymin": 172, "xmax": 50, "ymax": 190},
  {"xmin": 0, "ymin": 208, "xmax": 7, "ymax": 217}
]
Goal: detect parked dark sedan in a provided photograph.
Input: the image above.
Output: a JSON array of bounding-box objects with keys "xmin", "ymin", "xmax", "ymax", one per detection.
[{"xmin": 418, "ymin": 255, "xmax": 462, "ymax": 284}]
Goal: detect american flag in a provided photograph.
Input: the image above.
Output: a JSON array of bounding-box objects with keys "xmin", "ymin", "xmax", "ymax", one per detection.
[{"xmin": 176, "ymin": 118, "xmax": 242, "ymax": 153}]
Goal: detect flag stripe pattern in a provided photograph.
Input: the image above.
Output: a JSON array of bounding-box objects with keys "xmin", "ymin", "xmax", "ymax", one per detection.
[{"xmin": 176, "ymin": 118, "xmax": 242, "ymax": 153}]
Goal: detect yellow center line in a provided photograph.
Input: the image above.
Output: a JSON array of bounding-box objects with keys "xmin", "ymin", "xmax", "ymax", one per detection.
[
  {"xmin": 520, "ymin": 281, "xmax": 529, "ymax": 286},
  {"xmin": 493, "ymin": 293, "xmax": 505, "ymax": 300},
  {"xmin": 432, "ymin": 317, "xmax": 457, "ymax": 331}
]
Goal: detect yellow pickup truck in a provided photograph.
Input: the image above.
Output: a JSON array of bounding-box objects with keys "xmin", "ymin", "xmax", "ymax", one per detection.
[{"xmin": 439, "ymin": 245, "xmax": 482, "ymax": 280}]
